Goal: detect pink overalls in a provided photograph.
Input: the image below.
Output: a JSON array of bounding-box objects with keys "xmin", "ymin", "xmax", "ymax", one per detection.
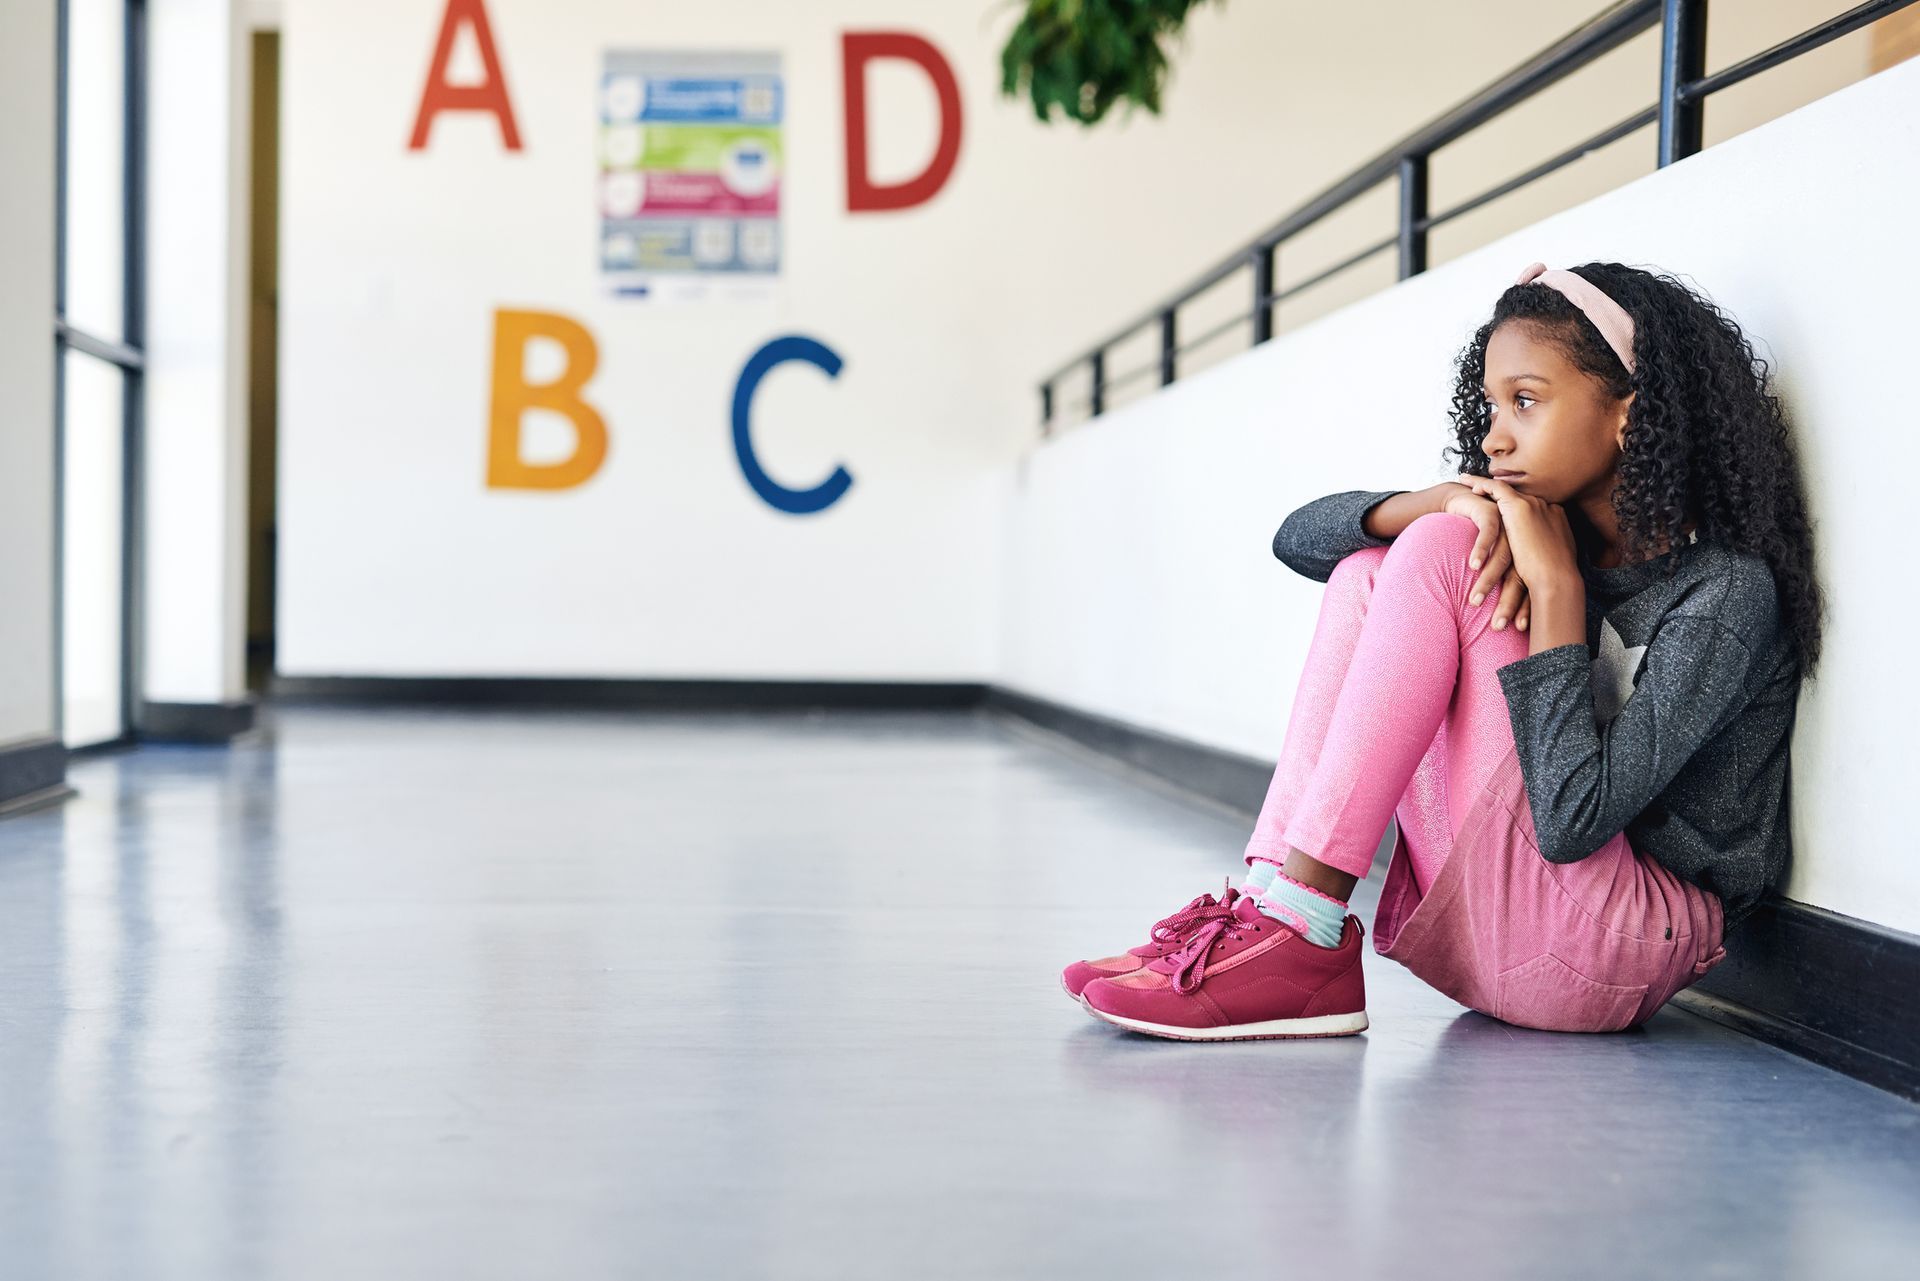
[{"xmin": 1244, "ymin": 511, "xmax": 1726, "ymax": 1032}]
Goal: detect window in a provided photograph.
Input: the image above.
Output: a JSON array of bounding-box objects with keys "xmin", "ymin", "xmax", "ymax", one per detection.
[{"xmin": 55, "ymin": 0, "xmax": 144, "ymax": 749}]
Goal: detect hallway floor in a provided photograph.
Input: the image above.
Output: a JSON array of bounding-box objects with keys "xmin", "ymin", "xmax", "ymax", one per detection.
[{"xmin": 0, "ymin": 705, "xmax": 1914, "ymax": 1279}]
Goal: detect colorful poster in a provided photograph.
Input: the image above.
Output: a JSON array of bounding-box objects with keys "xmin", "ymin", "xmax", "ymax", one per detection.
[{"xmin": 599, "ymin": 51, "xmax": 783, "ymax": 302}]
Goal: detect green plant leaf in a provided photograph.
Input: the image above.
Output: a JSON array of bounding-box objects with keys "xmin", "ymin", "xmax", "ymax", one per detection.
[{"xmin": 997, "ymin": 0, "xmax": 1224, "ymax": 125}]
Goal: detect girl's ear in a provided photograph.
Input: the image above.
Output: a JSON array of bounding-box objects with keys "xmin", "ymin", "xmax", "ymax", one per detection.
[{"xmin": 1614, "ymin": 391, "xmax": 1635, "ymax": 450}]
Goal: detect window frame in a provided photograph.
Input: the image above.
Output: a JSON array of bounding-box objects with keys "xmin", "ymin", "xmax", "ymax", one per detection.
[{"xmin": 53, "ymin": 0, "xmax": 147, "ymax": 751}]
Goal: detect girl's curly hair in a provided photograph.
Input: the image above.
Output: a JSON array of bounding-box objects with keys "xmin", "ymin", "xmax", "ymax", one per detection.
[{"xmin": 1441, "ymin": 261, "xmax": 1825, "ymax": 679}]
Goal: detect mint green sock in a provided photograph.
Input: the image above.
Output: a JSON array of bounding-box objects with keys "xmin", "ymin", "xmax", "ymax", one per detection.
[
  {"xmin": 1253, "ymin": 869, "xmax": 1348, "ymax": 948},
  {"xmin": 1238, "ymin": 857, "xmax": 1280, "ymax": 899}
]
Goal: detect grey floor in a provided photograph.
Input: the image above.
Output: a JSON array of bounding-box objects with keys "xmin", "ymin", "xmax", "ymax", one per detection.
[{"xmin": 0, "ymin": 705, "xmax": 1915, "ymax": 1280}]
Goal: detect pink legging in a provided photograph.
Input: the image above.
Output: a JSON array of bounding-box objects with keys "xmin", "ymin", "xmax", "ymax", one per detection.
[{"xmin": 1244, "ymin": 511, "xmax": 1537, "ymax": 894}]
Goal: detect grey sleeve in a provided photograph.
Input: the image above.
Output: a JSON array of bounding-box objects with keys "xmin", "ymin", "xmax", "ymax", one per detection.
[
  {"xmin": 1493, "ymin": 617, "xmax": 1761, "ymax": 864},
  {"xmin": 1271, "ymin": 490, "xmax": 1408, "ymax": 581}
]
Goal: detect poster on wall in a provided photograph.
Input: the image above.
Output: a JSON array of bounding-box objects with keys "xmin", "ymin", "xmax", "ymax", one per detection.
[{"xmin": 598, "ymin": 50, "xmax": 783, "ymax": 302}]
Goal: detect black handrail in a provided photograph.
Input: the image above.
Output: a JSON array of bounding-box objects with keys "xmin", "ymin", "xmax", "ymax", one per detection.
[{"xmin": 1039, "ymin": 0, "xmax": 1918, "ymax": 432}]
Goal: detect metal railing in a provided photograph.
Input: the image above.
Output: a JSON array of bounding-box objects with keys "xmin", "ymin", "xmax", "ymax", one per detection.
[{"xmin": 1038, "ymin": 0, "xmax": 1917, "ymax": 433}]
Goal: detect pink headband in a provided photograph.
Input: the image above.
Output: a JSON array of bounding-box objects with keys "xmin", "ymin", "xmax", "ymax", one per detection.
[{"xmin": 1513, "ymin": 261, "xmax": 1636, "ymax": 376}]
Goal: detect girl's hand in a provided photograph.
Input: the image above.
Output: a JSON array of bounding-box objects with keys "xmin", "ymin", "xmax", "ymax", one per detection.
[
  {"xmin": 1453, "ymin": 474, "xmax": 1581, "ymax": 598},
  {"xmin": 1441, "ymin": 483, "xmax": 1531, "ymax": 631}
]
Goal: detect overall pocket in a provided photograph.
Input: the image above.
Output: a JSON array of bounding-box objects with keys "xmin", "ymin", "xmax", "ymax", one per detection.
[{"xmin": 1494, "ymin": 952, "xmax": 1650, "ymax": 1033}]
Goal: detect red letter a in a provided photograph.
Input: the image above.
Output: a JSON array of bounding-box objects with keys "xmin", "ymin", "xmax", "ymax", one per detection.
[{"xmin": 408, "ymin": 0, "xmax": 523, "ymax": 151}]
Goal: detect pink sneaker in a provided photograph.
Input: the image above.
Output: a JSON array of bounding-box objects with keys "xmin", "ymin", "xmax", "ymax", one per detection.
[
  {"xmin": 1060, "ymin": 879, "xmax": 1243, "ymax": 1002},
  {"xmin": 1080, "ymin": 895, "xmax": 1369, "ymax": 1040}
]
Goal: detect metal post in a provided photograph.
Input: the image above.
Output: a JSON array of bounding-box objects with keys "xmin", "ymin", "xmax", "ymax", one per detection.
[
  {"xmin": 1397, "ymin": 154, "xmax": 1429, "ymax": 280},
  {"xmin": 1089, "ymin": 350, "xmax": 1105, "ymax": 418},
  {"xmin": 1251, "ymin": 245, "xmax": 1274, "ymax": 345},
  {"xmin": 1159, "ymin": 310, "xmax": 1177, "ymax": 386},
  {"xmin": 1658, "ymin": 0, "xmax": 1708, "ymax": 166},
  {"xmin": 1040, "ymin": 382, "xmax": 1053, "ymax": 435}
]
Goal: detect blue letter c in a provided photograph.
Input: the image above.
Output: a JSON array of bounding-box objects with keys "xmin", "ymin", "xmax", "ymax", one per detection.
[{"xmin": 731, "ymin": 336, "xmax": 851, "ymax": 515}]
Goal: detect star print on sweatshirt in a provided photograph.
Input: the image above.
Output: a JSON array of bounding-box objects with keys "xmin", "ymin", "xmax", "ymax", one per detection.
[{"xmin": 1590, "ymin": 610, "xmax": 1650, "ymax": 726}]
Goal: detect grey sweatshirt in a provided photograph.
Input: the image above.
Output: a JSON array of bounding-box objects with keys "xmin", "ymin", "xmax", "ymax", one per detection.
[{"xmin": 1272, "ymin": 489, "xmax": 1799, "ymax": 929}]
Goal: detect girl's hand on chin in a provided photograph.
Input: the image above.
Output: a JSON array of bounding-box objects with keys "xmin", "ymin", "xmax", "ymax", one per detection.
[{"xmin": 1453, "ymin": 474, "xmax": 1581, "ymax": 600}]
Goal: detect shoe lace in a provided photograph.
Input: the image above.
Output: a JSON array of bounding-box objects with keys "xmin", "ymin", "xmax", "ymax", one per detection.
[
  {"xmin": 1166, "ymin": 904, "xmax": 1264, "ymax": 994},
  {"xmin": 1148, "ymin": 876, "xmax": 1240, "ymax": 946}
]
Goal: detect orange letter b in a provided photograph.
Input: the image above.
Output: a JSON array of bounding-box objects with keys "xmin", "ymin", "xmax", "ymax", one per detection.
[{"xmin": 487, "ymin": 309, "xmax": 609, "ymax": 490}]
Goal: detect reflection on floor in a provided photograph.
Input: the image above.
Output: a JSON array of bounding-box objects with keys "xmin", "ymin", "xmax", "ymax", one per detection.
[{"xmin": 0, "ymin": 704, "xmax": 1913, "ymax": 1279}]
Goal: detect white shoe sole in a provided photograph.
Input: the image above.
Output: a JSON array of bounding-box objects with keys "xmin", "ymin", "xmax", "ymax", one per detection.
[{"xmin": 1082, "ymin": 1002, "xmax": 1368, "ymax": 1041}]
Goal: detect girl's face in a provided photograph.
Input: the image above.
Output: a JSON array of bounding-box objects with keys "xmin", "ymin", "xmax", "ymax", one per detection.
[{"xmin": 1479, "ymin": 320, "xmax": 1632, "ymax": 508}]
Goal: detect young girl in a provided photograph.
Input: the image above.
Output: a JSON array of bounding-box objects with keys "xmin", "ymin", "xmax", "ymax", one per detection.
[{"xmin": 1062, "ymin": 260, "xmax": 1824, "ymax": 1040}]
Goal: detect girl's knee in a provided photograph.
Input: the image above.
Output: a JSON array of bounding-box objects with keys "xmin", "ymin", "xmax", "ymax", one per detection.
[
  {"xmin": 1393, "ymin": 511, "xmax": 1478, "ymax": 562},
  {"xmin": 1403, "ymin": 509, "xmax": 1476, "ymax": 543}
]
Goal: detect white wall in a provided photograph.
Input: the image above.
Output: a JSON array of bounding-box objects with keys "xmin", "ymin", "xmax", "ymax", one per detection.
[
  {"xmin": 274, "ymin": 0, "xmax": 1867, "ymax": 680},
  {"xmin": 279, "ymin": 0, "xmax": 1026, "ymax": 679},
  {"xmin": 145, "ymin": 0, "xmax": 254, "ymax": 706},
  {"xmin": 0, "ymin": 0, "xmax": 58, "ymax": 746},
  {"xmin": 1003, "ymin": 56, "xmax": 1920, "ymax": 935}
]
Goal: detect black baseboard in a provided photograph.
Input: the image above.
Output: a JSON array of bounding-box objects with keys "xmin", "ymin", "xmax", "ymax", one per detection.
[
  {"xmin": 982, "ymin": 686, "xmax": 1274, "ymax": 818},
  {"xmin": 142, "ymin": 699, "xmax": 259, "ymax": 743},
  {"xmin": 1670, "ymin": 902, "xmax": 1920, "ymax": 1102},
  {"xmin": 983, "ymin": 684, "xmax": 1920, "ymax": 1104},
  {"xmin": 269, "ymin": 675, "xmax": 990, "ymax": 711},
  {"xmin": 0, "ymin": 736, "xmax": 74, "ymax": 816}
]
